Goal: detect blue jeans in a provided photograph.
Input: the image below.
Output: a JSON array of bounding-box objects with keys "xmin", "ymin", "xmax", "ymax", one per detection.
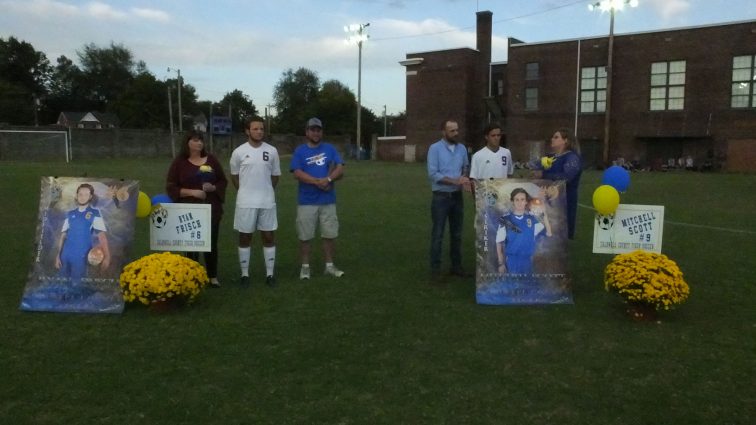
[{"xmin": 430, "ymin": 191, "xmax": 464, "ymax": 272}]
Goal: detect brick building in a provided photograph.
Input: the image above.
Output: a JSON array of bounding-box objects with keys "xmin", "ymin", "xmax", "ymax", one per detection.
[
  {"xmin": 400, "ymin": 11, "xmax": 492, "ymax": 161},
  {"xmin": 401, "ymin": 13, "xmax": 756, "ymax": 171}
]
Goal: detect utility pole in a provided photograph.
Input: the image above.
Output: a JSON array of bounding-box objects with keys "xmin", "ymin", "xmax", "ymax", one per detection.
[
  {"xmin": 33, "ymin": 96, "xmax": 40, "ymax": 127},
  {"xmin": 168, "ymin": 67, "xmax": 183, "ymax": 132},
  {"xmin": 266, "ymin": 103, "xmax": 275, "ymax": 134},
  {"xmin": 177, "ymin": 69, "xmax": 183, "ymax": 132},
  {"xmin": 167, "ymin": 86, "xmax": 175, "ymax": 157},
  {"xmin": 383, "ymin": 104, "xmax": 387, "ymax": 137},
  {"xmin": 208, "ymin": 101, "xmax": 214, "ymax": 153}
]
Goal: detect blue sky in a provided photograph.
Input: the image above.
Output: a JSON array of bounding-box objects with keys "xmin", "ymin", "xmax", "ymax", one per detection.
[{"xmin": 1, "ymin": 0, "xmax": 755, "ymax": 116}]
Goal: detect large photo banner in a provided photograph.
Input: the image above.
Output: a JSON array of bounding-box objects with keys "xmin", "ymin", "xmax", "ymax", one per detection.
[
  {"xmin": 20, "ymin": 177, "xmax": 138, "ymax": 314},
  {"xmin": 474, "ymin": 179, "xmax": 573, "ymax": 305}
]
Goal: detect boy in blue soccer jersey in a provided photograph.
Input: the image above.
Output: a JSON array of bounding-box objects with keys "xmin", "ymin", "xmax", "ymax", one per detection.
[
  {"xmin": 54, "ymin": 183, "xmax": 110, "ymax": 285},
  {"xmin": 495, "ymin": 188, "xmax": 551, "ymax": 275}
]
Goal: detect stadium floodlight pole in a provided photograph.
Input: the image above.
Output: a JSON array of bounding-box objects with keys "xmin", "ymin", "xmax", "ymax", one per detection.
[
  {"xmin": 589, "ymin": 0, "xmax": 638, "ymax": 166},
  {"xmin": 345, "ymin": 22, "xmax": 370, "ymax": 160},
  {"xmin": 167, "ymin": 67, "xmax": 183, "ymax": 132}
]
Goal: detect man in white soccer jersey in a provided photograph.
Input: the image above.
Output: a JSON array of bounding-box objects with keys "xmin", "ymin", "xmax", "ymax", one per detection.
[
  {"xmin": 469, "ymin": 122, "xmax": 513, "ymax": 183},
  {"xmin": 469, "ymin": 122, "xmax": 514, "ymax": 275},
  {"xmin": 230, "ymin": 116, "xmax": 281, "ymax": 288}
]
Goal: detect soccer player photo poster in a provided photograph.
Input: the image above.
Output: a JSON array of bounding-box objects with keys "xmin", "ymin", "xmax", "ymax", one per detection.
[
  {"xmin": 20, "ymin": 177, "xmax": 138, "ymax": 314},
  {"xmin": 473, "ymin": 178, "xmax": 573, "ymax": 305}
]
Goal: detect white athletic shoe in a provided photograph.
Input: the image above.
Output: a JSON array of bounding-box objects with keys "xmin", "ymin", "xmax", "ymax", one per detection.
[
  {"xmin": 324, "ymin": 265, "xmax": 345, "ymax": 278},
  {"xmin": 300, "ymin": 265, "xmax": 311, "ymax": 280}
]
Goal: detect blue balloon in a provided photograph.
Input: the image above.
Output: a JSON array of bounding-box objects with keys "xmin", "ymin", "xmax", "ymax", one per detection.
[
  {"xmin": 151, "ymin": 193, "xmax": 173, "ymax": 206},
  {"xmin": 601, "ymin": 165, "xmax": 631, "ymax": 192}
]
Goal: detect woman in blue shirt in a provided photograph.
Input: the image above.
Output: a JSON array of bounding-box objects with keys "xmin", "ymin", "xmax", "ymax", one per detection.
[{"xmin": 534, "ymin": 129, "xmax": 582, "ymax": 239}]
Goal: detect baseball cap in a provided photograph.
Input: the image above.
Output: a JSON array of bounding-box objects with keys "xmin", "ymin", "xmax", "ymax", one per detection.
[{"xmin": 306, "ymin": 117, "xmax": 323, "ymax": 129}]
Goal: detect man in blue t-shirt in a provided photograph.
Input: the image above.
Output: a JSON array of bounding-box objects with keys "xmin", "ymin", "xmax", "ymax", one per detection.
[
  {"xmin": 55, "ymin": 183, "xmax": 110, "ymax": 286},
  {"xmin": 290, "ymin": 118, "xmax": 346, "ymax": 280}
]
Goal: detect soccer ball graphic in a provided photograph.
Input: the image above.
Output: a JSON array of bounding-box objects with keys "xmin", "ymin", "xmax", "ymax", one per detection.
[
  {"xmin": 87, "ymin": 247, "xmax": 104, "ymax": 266},
  {"xmin": 596, "ymin": 214, "xmax": 615, "ymax": 230},
  {"xmin": 151, "ymin": 206, "xmax": 169, "ymax": 228}
]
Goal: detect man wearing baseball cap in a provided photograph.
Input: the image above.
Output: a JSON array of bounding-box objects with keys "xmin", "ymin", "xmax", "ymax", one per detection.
[{"xmin": 290, "ymin": 117, "xmax": 346, "ymax": 280}]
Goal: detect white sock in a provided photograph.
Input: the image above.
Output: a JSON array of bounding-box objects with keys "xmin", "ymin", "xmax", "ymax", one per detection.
[
  {"xmin": 263, "ymin": 246, "xmax": 276, "ymax": 276},
  {"xmin": 326, "ymin": 262, "xmax": 334, "ymax": 268},
  {"xmin": 238, "ymin": 247, "xmax": 250, "ymax": 277}
]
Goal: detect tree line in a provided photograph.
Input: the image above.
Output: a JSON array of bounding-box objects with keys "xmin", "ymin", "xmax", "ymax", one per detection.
[{"xmin": 0, "ymin": 36, "xmax": 385, "ymax": 142}]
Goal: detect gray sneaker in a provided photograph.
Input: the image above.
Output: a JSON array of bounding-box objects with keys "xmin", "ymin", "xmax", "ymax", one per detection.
[
  {"xmin": 324, "ymin": 265, "xmax": 344, "ymax": 278},
  {"xmin": 299, "ymin": 265, "xmax": 311, "ymax": 280}
]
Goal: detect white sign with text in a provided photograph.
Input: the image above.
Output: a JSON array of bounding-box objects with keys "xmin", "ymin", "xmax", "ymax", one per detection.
[
  {"xmin": 149, "ymin": 203, "xmax": 211, "ymax": 252},
  {"xmin": 593, "ymin": 204, "xmax": 664, "ymax": 254}
]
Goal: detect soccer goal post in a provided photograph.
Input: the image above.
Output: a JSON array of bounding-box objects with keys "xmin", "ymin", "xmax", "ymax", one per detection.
[{"xmin": 0, "ymin": 129, "xmax": 70, "ymax": 162}]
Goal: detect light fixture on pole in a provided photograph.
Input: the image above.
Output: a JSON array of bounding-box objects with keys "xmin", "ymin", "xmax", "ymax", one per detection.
[
  {"xmin": 589, "ymin": 0, "xmax": 638, "ymax": 166},
  {"xmin": 344, "ymin": 22, "xmax": 369, "ymax": 160},
  {"xmin": 167, "ymin": 67, "xmax": 183, "ymax": 132}
]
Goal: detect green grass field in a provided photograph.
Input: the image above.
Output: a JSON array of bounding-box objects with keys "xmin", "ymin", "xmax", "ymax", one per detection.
[{"xmin": 1, "ymin": 158, "xmax": 754, "ymax": 424}]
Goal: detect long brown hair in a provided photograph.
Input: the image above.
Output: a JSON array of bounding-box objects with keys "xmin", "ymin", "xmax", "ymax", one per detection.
[{"xmin": 179, "ymin": 130, "xmax": 207, "ymax": 158}]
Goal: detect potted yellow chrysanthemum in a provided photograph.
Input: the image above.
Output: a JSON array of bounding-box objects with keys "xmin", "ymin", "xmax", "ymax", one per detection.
[
  {"xmin": 604, "ymin": 250, "xmax": 690, "ymax": 320},
  {"xmin": 120, "ymin": 252, "xmax": 209, "ymax": 309}
]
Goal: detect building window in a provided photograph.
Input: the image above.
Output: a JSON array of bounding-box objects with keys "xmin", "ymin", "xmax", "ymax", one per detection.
[
  {"xmin": 525, "ymin": 62, "xmax": 539, "ymax": 80},
  {"xmin": 580, "ymin": 66, "xmax": 606, "ymax": 113},
  {"xmin": 497, "ymin": 79, "xmax": 504, "ymax": 96},
  {"xmin": 650, "ymin": 60, "xmax": 686, "ymax": 111},
  {"xmin": 731, "ymin": 55, "xmax": 756, "ymax": 108},
  {"xmin": 525, "ymin": 87, "xmax": 538, "ymax": 110}
]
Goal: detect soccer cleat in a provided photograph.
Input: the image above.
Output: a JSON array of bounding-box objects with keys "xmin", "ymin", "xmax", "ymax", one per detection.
[
  {"xmin": 324, "ymin": 265, "xmax": 345, "ymax": 278},
  {"xmin": 265, "ymin": 275, "xmax": 276, "ymax": 287},
  {"xmin": 299, "ymin": 265, "xmax": 311, "ymax": 280},
  {"xmin": 239, "ymin": 276, "xmax": 250, "ymax": 288},
  {"xmin": 209, "ymin": 278, "xmax": 221, "ymax": 288}
]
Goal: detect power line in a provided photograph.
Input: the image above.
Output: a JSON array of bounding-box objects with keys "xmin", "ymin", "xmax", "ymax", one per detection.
[{"xmin": 371, "ymin": 0, "xmax": 589, "ymax": 41}]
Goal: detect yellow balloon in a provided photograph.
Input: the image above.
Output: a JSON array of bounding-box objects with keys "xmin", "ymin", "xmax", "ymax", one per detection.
[
  {"xmin": 136, "ymin": 191, "xmax": 151, "ymax": 218},
  {"xmin": 592, "ymin": 185, "xmax": 620, "ymax": 215}
]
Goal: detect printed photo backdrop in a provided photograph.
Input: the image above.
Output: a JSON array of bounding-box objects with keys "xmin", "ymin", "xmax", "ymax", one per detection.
[
  {"xmin": 474, "ymin": 178, "xmax": 573, "ymax": 305},
  {"xmin": 20, "ymin": 177, "xmax": 138, "ymax": 313}
]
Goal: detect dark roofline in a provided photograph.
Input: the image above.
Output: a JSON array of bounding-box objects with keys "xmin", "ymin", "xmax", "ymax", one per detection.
[
  {"xmin": 406, "ymin": 46, "xmax": 479, "ymax": 57},
  {"xmin": 510, "ymin": 18, "xmax": 756, "ymax": 48}
]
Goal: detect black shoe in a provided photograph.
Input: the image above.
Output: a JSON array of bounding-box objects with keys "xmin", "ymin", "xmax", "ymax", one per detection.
[
  {"xmin": 450, "ymin": 268, "xmax": 472, "ymax": 278},
  {"xmin": 265, "ymin": 275, "xmax": 276, "ymax": 288},
  {"xmin": 239, "ymin": 276, "xmax": 250, "ymax": 288}
]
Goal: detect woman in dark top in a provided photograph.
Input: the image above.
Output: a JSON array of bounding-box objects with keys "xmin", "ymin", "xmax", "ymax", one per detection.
[
  {"xmin": 166, "ymin": 130, "xmax": 228, "ymax": 287},
  {"xmin": 534, "ymin": 129, "xmax": 582, "ymax": 239}
]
